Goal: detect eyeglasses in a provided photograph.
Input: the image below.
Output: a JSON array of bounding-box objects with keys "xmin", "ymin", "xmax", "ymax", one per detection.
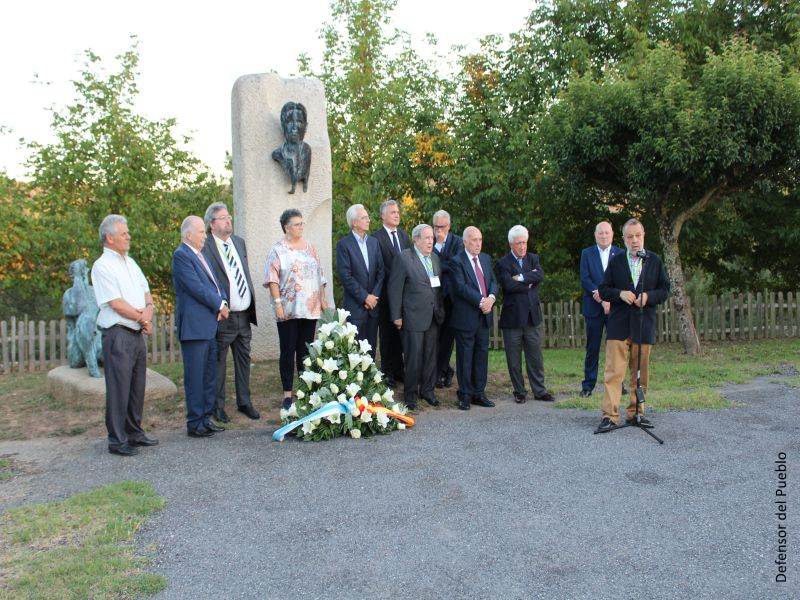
[
  {"xmin": 433, "ymin": 224, "xmax": 448, "ymax": 229},
  {"xmin": 288, "ymin": 221, "xmax": 305, "ymax": 227},
  {"xmin": 212, "ymin": 215, "xmax": 232, "ymax": 221}
]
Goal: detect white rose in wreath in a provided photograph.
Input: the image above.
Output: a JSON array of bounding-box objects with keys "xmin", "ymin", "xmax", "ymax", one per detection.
[
  {"xmin": 349, "ymin": 428, "xmax": 361, "ymax": 439},
  {"xmin": 339, "ymin": 370, "xmax": 348, "ymax": 380}
]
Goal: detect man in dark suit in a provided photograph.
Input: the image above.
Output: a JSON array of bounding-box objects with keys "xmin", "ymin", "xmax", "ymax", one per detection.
[
  {"xmin": 579, "ymin": 221, "xmax": 625, "ymax": 397},
  {"xmin": 496, "ymin": 225, "xmax": 553, "ymax": 403},
  {"xmin": 387, "ymin": 224, "xmax": 445, "ymax": 410},
  {"xmin": 202, "ymin": 202, "xmax": 260, "ymax": 423},
  {"xmin": 172, "ymin": 216, "xmax": 230, "ymax": 438},
  {"xmin": 597, "ymin": 218, "xmax": 670, "ymax": 432},
  {"xmin": 448, "ymin": 226, "xmax": 498, "ymax": 410},
  {"xmin": 432, "ymin": 209, "xmax": 464, "ymax": 388},
  {"xmin": 336, "ymin": 203, "xmax": 385, "ymax": 356},
  {"xmin": 372, "ymin": 199, "xmax": 411, "ymax": 388}
]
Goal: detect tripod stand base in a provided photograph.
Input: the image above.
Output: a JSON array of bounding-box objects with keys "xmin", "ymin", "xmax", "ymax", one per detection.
[{"xmin": 594, "ymin": 420, "xmax": 664, "ymax": 444}]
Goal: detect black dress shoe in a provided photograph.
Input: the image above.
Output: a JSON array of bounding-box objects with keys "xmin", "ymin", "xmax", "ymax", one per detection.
[
  {"xmin": 579, "ymin": 389, "xmax": 592, "ymax": 398},
  {"xmin": 534, "ymin": 392, "xmax": 555, "ymax": 402},
  {"xmin": 215, "ymin": 408, "xmax": 230, "ymax": 423},
  {"xmin": 129, "ymin": 435, "xmax": 159, "ymax": 447},
  {"xmin": 188, "ymin": 428, "xmax": 214, "ymax": 438},
  {"xmin": 421, "ymin": 394, "xmax": 439, "ymax": 407},
  {"xmin": 626, "ymin": 415, "xmax": 654, "ymax": 428},
  {"xmin": 238, "ymin": 404, "xmax": 261, "ymax": 420},
  {"xmin": 109, "ymin": 443, "xmax": 139, "ymax": 456},
  {"xmin": 513, "ymin": 392, "xmax": 527, "ymax": 404},
  {"xmin": 458, "ymin": 399, "xmax": 470, "ymax": 410},
  {"xmin": 405, "ymin": 400, "xmax": 418, "ymax": 411},
  {"xmin": 435, "ymin": 376, "xmax": 446, "ymax": 389},
  {"xmin": 281, "ymin": 397, "xmax": 293, "ymax": 410},
  {"xmin": 595, "ymin": 417, "xmax": 617, "ymax": 433},
  {"xmin": 472, "ymin": 395, "xmax": 495, "ymax": 408}
]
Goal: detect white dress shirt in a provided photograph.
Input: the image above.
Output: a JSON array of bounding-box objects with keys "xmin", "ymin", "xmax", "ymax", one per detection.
[
  {"xmin": 465, "ymin": 249, "xmax": 495, "ymax": 304},
  {"xmin": 598, "ymin": 244, "xmax": 612, "ymax": 272},
  {"xmin": 91, "ymin": 247, "xmax": 150, "ymax": 329},
  {"xmin": 352, "ymin": 230, "xmax": 370, "ymax": 270},
  {"xmin": 213, "ymin": 235, "xmax": 252, "ymax": 312}
]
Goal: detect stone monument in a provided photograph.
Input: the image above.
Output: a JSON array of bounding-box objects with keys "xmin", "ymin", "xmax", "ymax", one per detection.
[{"xmin": 232, "ymin": 73, "xmax": 333, "ymax": 360}]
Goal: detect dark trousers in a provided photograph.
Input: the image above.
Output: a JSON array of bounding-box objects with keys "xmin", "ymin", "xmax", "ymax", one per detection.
[
  {"xmin": 181, "ymin": 339, "xmax": 217, "ymax": 431},
  {"xmin": 215, "ymin": 310, "xmax": 253, "ymax": 409},
  {"xmin": 101, "ymin": 326, "xmax": 147, "ymax": 448},
  {"xmin": 277, "ymin": 318, "xmax": 317, "ymax": 392},
  {"xmin": 502, "ymin": 323, "xmax": 546, "ymax": 397},
  {"xmin": 454, "ymin": 326, "xmax": 490, "ymax": 399},
  {"xmin": 350, "ymin": 314, "xmax": 379, "ymax": 359},
  {"xmin": 436, "ymin": 324, "xmax": 456, "ymax": 380},
  {"xmin": 401, "ymin": 322, "xmax": 439, "ymax": 404},
  {"xmin": 378, "ymin": 301, "xmax": 405, "ymax": 381},
  {"xmin": 582, "ymin": 313, "xmax": 607, "ymax": 392}
]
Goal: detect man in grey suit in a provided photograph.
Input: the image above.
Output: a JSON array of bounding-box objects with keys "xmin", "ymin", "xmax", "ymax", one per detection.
[
  {"xmin": 388, "ymin": 224, "xmax": 445, "ymax": 410},
  {"xmin": 202, "ymin": 202, "xmax": 260, "ymax": 422}
]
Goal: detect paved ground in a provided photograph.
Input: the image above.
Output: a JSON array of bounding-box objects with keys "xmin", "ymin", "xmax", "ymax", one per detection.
[{"xmin": 1, "ymin": 377, "xmax": 798, "ymax": 599}]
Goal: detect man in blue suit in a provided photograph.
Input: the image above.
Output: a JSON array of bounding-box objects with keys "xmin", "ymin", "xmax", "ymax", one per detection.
[
  {"xmin": 432, "ymin": 209, "xmax": 464, "ymax": 389},
  {"xmin": 579, "ymin": 221, "xmax": 624, "ymax": 397},
  {"xmin": 448, "ymin": 226, "xmax": 498, "ymax": 410},
  {"xmin": 335, "ymin": 204, "xmax": 384, "ymax": 357},
  {"xmin": 173, "ymin": 216, "xmax": 229, "ymax": 438}
]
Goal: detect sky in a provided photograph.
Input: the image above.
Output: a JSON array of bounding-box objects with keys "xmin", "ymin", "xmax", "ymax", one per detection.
[{"xmin": 1, "ymin": 0, "xmax": 535, "ymax": 180}]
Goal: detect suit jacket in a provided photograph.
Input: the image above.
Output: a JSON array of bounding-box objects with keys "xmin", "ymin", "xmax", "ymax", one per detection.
[
  {"xmin": 448, "ymin": 250, "xmax": 498, "ymax": 331},
  {"xmin": 335, "ymin": 232, "xmax": 385, "ymax": 322},
  {"xmin": 433, "ymin": 232, "xmax": 464, "ymax": 300},
  {"xmin": 172, "ymin": 243, "xmax": 227, "ymax": 341},
  {"xmin": 580, "ymin": 244, "xmax": 624, "ymax": 318},
  {"xmin": 372, "ymin": 226, "xmax": 411, "ymax": 275},
  {"xmin": 387, "ymin": 248, "xmax": 445, "ymax": 331},
  {"xmin": 496, "ymin": 252, "xmax": 544, "ymax": 329},
  {"xmin": 202, "ymin": 234, "xmax": 257, "ymax": 326},
  {"xmin": 599, "ymin": 250, "xmax": 671, "ymax": 344}
]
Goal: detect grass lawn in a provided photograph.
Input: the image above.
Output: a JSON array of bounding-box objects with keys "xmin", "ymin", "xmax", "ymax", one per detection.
[
  {"xmin": 0, "ymin": 339, "xmax": 798, "ymax": 441},
  {"xmin": 0, "ymin": 481, "xmax": 165, "ymax": 599}
]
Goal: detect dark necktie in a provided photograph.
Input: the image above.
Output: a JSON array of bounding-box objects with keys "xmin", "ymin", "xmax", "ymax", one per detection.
[
  {"xmin": 473, "ymin": 256, "xmax": 488, "ymax": 297},
  {"xmin": 391, "ymin": 230, "xmax": 401, "ymax": 253}
]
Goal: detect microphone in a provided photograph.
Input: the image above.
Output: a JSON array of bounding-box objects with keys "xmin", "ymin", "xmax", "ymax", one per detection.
[{"xmin": 635, "ymin": 250, "xmax": 647, "ymax": 260}]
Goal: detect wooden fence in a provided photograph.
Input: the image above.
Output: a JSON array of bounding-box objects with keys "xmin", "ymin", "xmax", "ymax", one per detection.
[{"xmin": 2, "ymin": 291, "xmax": 799, "ymax": 374}]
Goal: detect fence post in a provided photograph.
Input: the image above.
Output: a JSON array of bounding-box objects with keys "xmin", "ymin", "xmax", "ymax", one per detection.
[
  {"xmin": 0, "ymin": 321, "xmax": 7, "ymax": 374},
  {"xmin": 169, "ymin": 313, "xmax": 176, "ymax": 363},
  {"xmin": 49, "ymin": 320, "xmax": 57, "ymax": 367},
  {"xmin": 28, "ymin": 320, "xmax": 35, "ymax": 372},
  {"xmin": 38, "ymin": 321, "xmax": 46, "ymax": 370},
  {"xmin": 18, "ymin": 320, "xmax": 26, "ymax": 373},
  {"xmin": 10, "ymin": 316, "xmax": 17, "ymax": 372},
  {"xmin": 59, "ymin": 319, "xmax": 67, "ymax": 364}
]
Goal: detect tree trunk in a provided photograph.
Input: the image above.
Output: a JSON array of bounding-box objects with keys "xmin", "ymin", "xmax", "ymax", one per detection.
[{"xmin": 656, "ymin": 217, "xmax": 701, "ymax": 355}]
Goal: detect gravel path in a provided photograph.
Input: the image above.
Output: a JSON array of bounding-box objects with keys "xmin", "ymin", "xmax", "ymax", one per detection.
[{"xmin": 1, "ymin": 377, "xmax": 798, "ymax": 599}]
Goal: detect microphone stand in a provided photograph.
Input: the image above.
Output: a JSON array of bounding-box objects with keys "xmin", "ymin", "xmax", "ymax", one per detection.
[{"xmin": 597, "ymin": 251, "xmax": 664, "ymax": 444}]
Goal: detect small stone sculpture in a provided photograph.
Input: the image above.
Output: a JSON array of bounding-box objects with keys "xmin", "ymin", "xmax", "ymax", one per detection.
[
  {"xmin": 62, "ymin": 259, "xmax": 103, "ymax": 378},
  {"xmin": 272, "ymin": 101, "xmax": 311, "ymax": 194}
]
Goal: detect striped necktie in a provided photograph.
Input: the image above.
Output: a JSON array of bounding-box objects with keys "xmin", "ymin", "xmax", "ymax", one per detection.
[{"xmin": 223, "ymin": 241, "xmax": 248, "ymax": 299}]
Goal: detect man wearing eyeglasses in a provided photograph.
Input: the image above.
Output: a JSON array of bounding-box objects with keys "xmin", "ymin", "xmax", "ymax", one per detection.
[{"xmin": 201, "ymin": 202, "xmax": 260, "ymax": 423}]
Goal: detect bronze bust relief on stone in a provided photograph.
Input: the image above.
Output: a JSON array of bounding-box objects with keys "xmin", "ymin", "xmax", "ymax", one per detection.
[{"xmin": 271, "ymin": 101, "xmax": 311, "ymax": 194}]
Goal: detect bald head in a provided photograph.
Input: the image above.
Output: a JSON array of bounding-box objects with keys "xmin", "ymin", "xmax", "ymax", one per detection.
[
  {"xmin": 463, "ymin": 226, "xmax": 483, "ymax": 256},
  {"xmin": 594, "ymin": 221, "xmax": 613, "ymax": 250},
  {"xmin": 181, "ymin": 215, "xmax": 207, "ymax": 251}
]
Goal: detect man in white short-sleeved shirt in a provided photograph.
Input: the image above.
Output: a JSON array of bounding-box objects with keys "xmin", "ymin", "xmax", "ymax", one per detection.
[{"xmin": 91, "ymin": 214, "xmax": 159, "ymax": 456}]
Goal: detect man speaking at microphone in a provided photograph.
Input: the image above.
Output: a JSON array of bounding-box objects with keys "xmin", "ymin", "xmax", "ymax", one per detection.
[{"xmin": 596, "ymin": 218, "xmax": 670, "ymax": 433}]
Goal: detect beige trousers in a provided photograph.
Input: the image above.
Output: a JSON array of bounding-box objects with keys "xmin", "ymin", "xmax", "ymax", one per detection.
[{"xmin": 601, "ymin": 339, "xmax": 652, "ymax": 423}]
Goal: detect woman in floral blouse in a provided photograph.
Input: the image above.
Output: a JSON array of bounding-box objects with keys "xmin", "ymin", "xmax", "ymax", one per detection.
[{"xmin": 265, "ymin": 208, "xmax": 328, "ymax": 409}]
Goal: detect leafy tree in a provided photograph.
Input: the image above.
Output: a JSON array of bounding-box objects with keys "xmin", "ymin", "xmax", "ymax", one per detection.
[
  {"xmin": 541, "ymin": 38, "xmax": 800, "ymax": 354},
  {"xmin": 3, "ymin": 39, "xmax": 229, "ymax": 318},
  {"xmin": 299, "ymin": 0, "xmax": 452, "ymax": 239}
]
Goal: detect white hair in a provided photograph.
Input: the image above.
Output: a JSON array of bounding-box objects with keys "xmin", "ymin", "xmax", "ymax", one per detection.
[
  {"xmin": 180, "ymin": 216, "xmax": 199, "ymax": 240},
  {"xmin": 507, "ymin": 225, "xmax": 529, "ymax": 243},
  {"xmin": 432, "ymin": 209, "xmax": 450, "ymax": 224},
  {"xmin": 412, "ymin": 223, "xmax": 432, "ymax": 239},
  {"xmin": 99, "ymin": 214, "xmax": 127, "ymax": 246},
  {"xmin": 204, "ymin": 202, "xmax": 228, "ymax": 230},
  {"xmin": 346, "ymin": 203, "xmax": 366, "ymax": 228}
]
